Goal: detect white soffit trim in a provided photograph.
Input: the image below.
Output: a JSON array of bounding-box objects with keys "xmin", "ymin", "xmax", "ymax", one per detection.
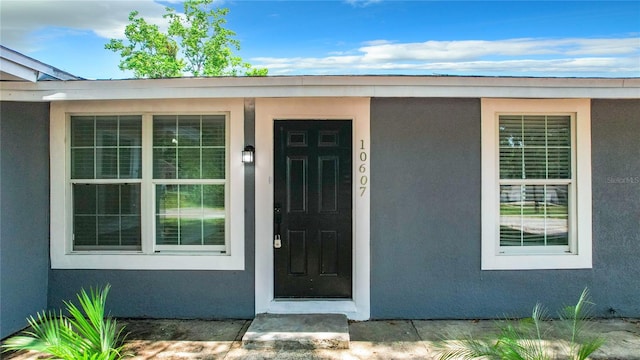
[{"xmin": 1, "ymin": 76, "xmax": 639, "ymax": 101}]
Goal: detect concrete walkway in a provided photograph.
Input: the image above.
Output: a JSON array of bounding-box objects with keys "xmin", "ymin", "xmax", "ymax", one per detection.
[{"xmin": 4, "ymin": 318, "xmax": 640, "ymax": 359}]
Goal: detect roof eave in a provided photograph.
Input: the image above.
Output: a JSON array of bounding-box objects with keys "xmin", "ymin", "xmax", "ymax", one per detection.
[
  {"xmin": 1, "ymin": 75, "xmax": 638, "ymax": 102},
  {"xmin": 0, "ymin": 45, "xmax": 82, "ymax": 82}
]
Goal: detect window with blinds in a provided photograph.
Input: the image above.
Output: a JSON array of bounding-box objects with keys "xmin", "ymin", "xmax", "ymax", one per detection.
[
  {"xmin": 70, "ymin": 115, "xmax": 142, "ymax": 250},
  {"xmin": 498, "ymin": 115, "xmax": 573, "ymax": 250},
  {"xmin": 69, "ymin": 114, "xmax": 229, "ymax": 253},
  {"xmin": 153, "ymin": 115, "xmax": 227, "ymax": 251}
]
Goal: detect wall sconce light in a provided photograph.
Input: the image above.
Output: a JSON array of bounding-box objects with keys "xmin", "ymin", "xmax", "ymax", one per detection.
[{"xmin": 242, "ymin": 145, "xmax": 255, "ymax": 164}]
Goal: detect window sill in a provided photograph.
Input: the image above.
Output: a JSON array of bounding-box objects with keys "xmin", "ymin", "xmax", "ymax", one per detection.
[
  {"xmin": 481, "ymin": 252, "xmax": 592, "ymax": 270},
  {"xmin": 50, "ymin": 252, "xmax": 244, "ymax": 270}
]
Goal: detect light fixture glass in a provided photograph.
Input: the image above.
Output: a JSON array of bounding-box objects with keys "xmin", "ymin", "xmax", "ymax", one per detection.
[{"xmin": 242, "ymin": 145, "xmax": 255, "ymax": 163}]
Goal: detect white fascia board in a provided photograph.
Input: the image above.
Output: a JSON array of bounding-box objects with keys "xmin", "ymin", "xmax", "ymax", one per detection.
[
  {"xmin": 1, "ymin": 58, "xmax": 38, "ymax": 82},
  {"xmin": 1, "ymin": 76, "xmax": 639, "ymax": 102},
  {"xmin": 0, "ymin": 46, "xmax": 79, "ymax": 81}
]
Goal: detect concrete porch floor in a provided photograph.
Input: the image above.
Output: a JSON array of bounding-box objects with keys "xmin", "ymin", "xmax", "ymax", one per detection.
[{"xmin": 4, "ymin": 318, "xmax": 640, "ymax": 359}]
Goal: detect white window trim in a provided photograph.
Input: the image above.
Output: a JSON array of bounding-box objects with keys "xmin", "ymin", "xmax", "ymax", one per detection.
[
  {"xmin": 50, "ymin": 99, "xmax": 245, "ymax": 270},
  {"xmin": 481, "ymin": 98, "xmax": 592, "ymax": 270}
]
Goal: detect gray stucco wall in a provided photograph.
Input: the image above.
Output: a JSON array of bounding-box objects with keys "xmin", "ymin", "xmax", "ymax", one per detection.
[
  {"xmin": 47, "ymin": 99, "xmax": 256, "ymax": 320},
  {"xmin": 0, "ymin": 102, "xmax": 50, "ymax": 338},
  {"xmin": 370, "ymin": 97, "xmax": 640, "ymax": 319},
  {"xmin": 590, "ymin": 99, "xmax": 640, "ymax": 318},
  {"xmin": 6, "ymin": 96, "xmax": 637, "ymax": 325}
]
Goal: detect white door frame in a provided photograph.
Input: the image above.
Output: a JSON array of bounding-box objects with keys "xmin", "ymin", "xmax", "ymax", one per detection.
[{"xmin": 254, "ymin": 98, "xmax": 370, "ymax": 320}]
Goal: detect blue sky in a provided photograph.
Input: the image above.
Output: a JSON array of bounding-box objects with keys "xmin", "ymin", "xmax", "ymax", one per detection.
[{"xmin": 1, "ymin": 0, "xmax": 639, "ymax": 79}]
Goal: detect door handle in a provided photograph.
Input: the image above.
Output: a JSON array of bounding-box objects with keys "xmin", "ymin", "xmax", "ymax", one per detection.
[
  {"xmin": 274, "ymin": 203, "xmax": 282, "ymax": 249},
  {"xmin": 274, "ymin": 234, "xmax": 282, "ymax": 249}
]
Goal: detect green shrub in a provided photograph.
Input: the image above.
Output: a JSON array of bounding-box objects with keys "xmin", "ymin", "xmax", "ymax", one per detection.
[
  {"xmin": 1, "ymin": 284, "xmax": 127, "ymax": 360},
  {"xmin": 437, "ymin": 288, "xmax": 604, "ymax": 360}
]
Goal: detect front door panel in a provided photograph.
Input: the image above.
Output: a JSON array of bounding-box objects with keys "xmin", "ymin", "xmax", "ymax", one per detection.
[{"xmin": 274, "ymin": 120, "xmax": 352, "ymax": 298}]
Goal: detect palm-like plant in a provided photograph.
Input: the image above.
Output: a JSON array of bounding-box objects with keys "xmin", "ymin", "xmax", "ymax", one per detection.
[
  {"xmin": 558, "ymin": 288, "xmax": 605, "ymax": 360},
  {"xmin": 437, "ymin": 288, "xmax": 604, "ymax": 360},
  {"xmin": 1, "ymin": 284, "xmax": 127, "ymax": 360}
]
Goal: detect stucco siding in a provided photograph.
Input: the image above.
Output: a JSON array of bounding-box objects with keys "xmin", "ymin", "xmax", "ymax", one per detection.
[
  {"xmin": 3, "ymin": 95, "xmax": 638, "ymax": 324},
  {"xmin": 590, "ymin": 99, "xmax": 640, "ymax": 317},
  {"xmin": 370, "ymin": 97, "xmax": 639, "ymax": 319},
  {"xmin": 48, "ymin": 269, "xmax": 255, "ymax": 319},
  {"xmin": 0, "ymin": 101, "xmax": 50, "ymax": 338}
]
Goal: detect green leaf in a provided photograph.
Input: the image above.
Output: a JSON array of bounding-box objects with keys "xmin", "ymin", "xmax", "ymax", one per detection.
[
  {"xmin": 105, "ymin": 0, "xmax": 267, "ymax": 78},
  {"xmin": 434, "ymin": 288, "xmax": 603, "ymax": 360},
  {"xmin": 1, "ymin": 284, "xmax": 126, "ymax": 360}
]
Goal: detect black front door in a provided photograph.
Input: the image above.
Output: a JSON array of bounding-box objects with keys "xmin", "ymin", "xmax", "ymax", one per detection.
[{"xmin": 274, "ymin": 120, "xmax": 352, "ymax": 298}]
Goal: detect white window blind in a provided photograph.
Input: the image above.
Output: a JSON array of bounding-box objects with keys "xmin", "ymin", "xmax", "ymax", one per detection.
[{"xmin": 498, "ymin": 115, "xmax": 572, "ymax": 250}]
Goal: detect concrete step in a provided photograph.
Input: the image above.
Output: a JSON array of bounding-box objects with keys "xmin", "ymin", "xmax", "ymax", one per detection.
[{"xmin": 242, "ymin": 313, "xmax": 350, "ymax": 350}]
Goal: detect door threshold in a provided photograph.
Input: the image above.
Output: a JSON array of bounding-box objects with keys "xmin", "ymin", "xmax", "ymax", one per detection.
[
  {"xmin": 273, "ymin": 298, "xmax": 351, "ymax": 301},
  {"xmin": 267, "ymin": 299, "xmax": 358, "ymax": 318}
]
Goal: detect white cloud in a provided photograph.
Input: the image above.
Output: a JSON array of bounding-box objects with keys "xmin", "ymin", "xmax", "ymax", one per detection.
[
  {"xmin": 344, "ymin": 0, "xmax": 382, "ymax": 8},
  {"xmin": 356, "ymin": 38, "xmax": 640, "ymax": 62},
  {"xmin": 251, "ymin": 37, "xmax": 640, "ymax": 76},
  {"xmin": 0, "ymin": 0, "xmax": 170, "ymax": 51}
]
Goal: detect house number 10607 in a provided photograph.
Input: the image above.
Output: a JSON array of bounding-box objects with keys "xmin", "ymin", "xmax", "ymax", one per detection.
[{"xmin": 359, "ymin": 139, "xmax": 368, "ymax": 197}]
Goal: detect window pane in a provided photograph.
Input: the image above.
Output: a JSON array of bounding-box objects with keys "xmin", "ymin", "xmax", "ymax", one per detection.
[
  {"xmin": 155, "ymin": 184, "xmax": 225, "ymax": 246},
  {"xmin": 522, "ymin": 116, "xmax": 546, "ymax": 147},
  {"xmin": 156, "ymin": 185, "xmax": 179, "ymax": 245},
  {"xmin": 499, "ymin": 115, "xmax": 571, "ymax": 180},
  {"xmin": 96, "ymin": 148, "xmax": 118, "ymax": 178},
  {"xmin": 71, "ymin": 117, "xmax": 94, "ymax": 147},
  {"xmin": 547, "ymin": 115, "xmax": 571, "ymax": 179},
  {"xmin": 203, "ymin": 218, "xmax": 225, "ymax": 245},
  {"xmin": 180, "ymin": 184, "xmax": 202, "ymax": 212},
  {"xmin": 500, "ymin": 184, "xmax": 569, "ymax": 247},
  {"xmin": 157, "ymin": 215, "xmax": 179, "ymax": 245},
  {"xmin": 71, "ymin": 116, "xmax": 142, "ymax": 180},
  {"xmin": 499, "ymin": 116, "xmax": 523, "ymax": 179},
  {"xmin": 177, "ymin": 116, "xmax": 201, "ymax": 147},
  {"xmin": 97, "ymin": 216, "xmax": 120, "ymax": 246},
  {"xmin": 180, "ymin": 219, "xmax": 203, "ymax": 245},
  {"xmin": 178, "ymin": 148, "xmax": 201, "ymax": 179},
  {"xmin": 121, "ymin": 216, "xmax": 141, "ymax": 246},
  {"xmin": 74, "ymin": 216, "xmax": 96, "ymax": 246},
  {"xmin": 154, "ymin": 115, "xmax": 227, "ymax": 180},
  {"xmin": 73, "ymin": 184, "xmax": 141, "ymax": 250},
  {"xmin": 522, "ymin": 147, "xmax": 546, "ymax": 179},
  {"xmin": 74, "ymin": 184, "xmax": 96, "ymax": 214},
  {"xmin": 119, "ymin": 117, "xmax": 142, "ymax": 146},
  {"xmin": 548, "ymin": 147, "xmax": 571, "ymax": 179},
  {"xmin": 499, "ymin": 146, "xmax": 522, "ymax": 180},
  {"xmin": 154, "ymin": 147, "xmax": 177, "ymax": 179},
  {"xmin": 202, "ymin": 116, "xmax": 225, "ymax": 146},
  {"xmin": 119, "ymin": 118, "xmax": 142, "ymax": 179},
  {"xmin": 202, "ymin": 148, "xmax": 225, "ymax": 179},
  {"xmin": 547, "ymin": 116, "xmax": 571, "ymax": 147},
  {"xmin": 72, "ymin": 149, "xmax": 95, "ymax": 179},
  {"xmin": 97, "ymin": 185, "xmax": 120, "ymax": 214},
  {"xmin": 96, "ymin": 117, "xmax": 118, "ymax": 147},
  {"xmin": 119, "ymin": 147, "xmax": 142, "ymax": 179},
  {"xmin": 121, "ymin": 185, "xmax": 141, "ymax": 215},
  {"xmin": 203, "ymin": 185, "xmax": 225, "ymax": 210},
  {"xmin": 153, "ymin": 116, "xmax": 177, "ymax": 146}
]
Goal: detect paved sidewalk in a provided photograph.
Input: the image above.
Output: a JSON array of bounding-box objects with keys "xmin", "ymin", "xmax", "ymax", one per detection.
[{"xmin": 4, "ymin": 318, "xmax": 640, "ymax": 359}]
